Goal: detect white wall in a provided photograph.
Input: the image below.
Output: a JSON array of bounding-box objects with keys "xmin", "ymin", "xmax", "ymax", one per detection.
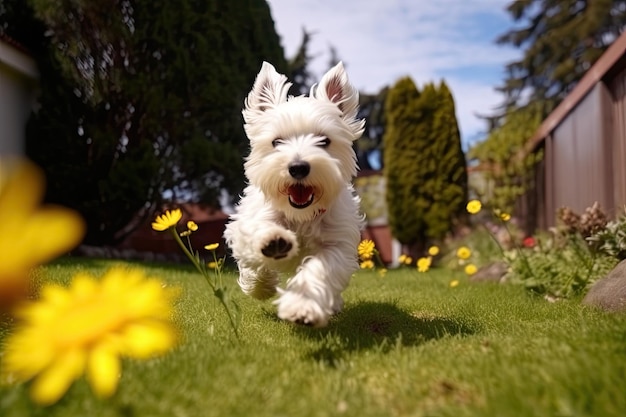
[{"xmin": 0, "ymin": 40, "xmax": 39, "ymax": 156}]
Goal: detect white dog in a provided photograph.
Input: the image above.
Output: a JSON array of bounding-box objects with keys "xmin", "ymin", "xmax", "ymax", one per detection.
[{"xmin": 224, "ymin": 61, "xmax": 365, "ymax": 327}]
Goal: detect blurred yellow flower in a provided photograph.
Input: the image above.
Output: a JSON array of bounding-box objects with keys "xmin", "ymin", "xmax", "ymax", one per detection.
[
  {"xmin": 1, "ymin": 267, "xmax": 179, "ymax": 405},
  {"xmin": 360, "ymin": 260, "xmax": 375, "ymax": 269},
  {"xmin": 403, "ymin": 256, "xmax": 413, "ymax": 265},
  {"xmin": 466, "ymin": 200, "xmax": 482, "ymax": 214},
  {"xmin": 456, "ymin": 246, "xmax": 471, "ymax": 260},
  {"xmin": 187, "ymin": 221, "xmax": 198, "ymax": 231},
  {"xmin": 207, "ymin": 261, "xmax": 218, "ymax": 269},
  {"xmin": 464, "ymin": 264, "xmax": 478, "ymax": 275},
  {"xmin": 449, "ymin": 280, "xmax": 460, "ymax": 288},
  {"xmin": 378, "ymin": 268, "xmax": 388, "ymax": 277},
  {"xmin": 151, "ymin": 209, "xmax": 182, "ymax": 231},
  {"xmin": 398, "ymin": 254, "xmax": 407, "ymax": 264},
  {"xmin": 499, "ymin": 212, "xmax": 511, "ymax": 222},
  {"xmin": 204, "ymin": 243, "xmax": 219, "ymax": 251},
  {"xmin": 0, "ymin": 159, "xmax": 85, "ymax": 311},
  {"xmin": 357, "ymin": 239, "xmax": 375, "ymax": 261},
  {"xmin": 427, "ymin": 246, "xmax": 440, "ymax": 256},
  {"xmin": 417, "ymin": 257, "xmax": 432, "ymax": 272}
]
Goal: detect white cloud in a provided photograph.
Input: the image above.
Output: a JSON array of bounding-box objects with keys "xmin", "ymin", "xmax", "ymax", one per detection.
[{"xmin": 266, "ymin": 0, "xmax": 521, "ymax": 145}]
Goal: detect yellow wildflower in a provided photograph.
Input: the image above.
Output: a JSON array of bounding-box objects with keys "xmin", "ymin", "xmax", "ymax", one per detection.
[
  {"xmin": 404, "ymin": 256, "xmax": 413, "ymax": 265},
  {"xmin": 428, "ymin": 245, "xmax": 440, "ymax": 256},
  {"xmin": 357, "ymin": 239, "xmax": 375, "ymax": 261},
  {"xmin": 0, "ymin": 159, "xmax": 85, "ymax": 311},
  {"xmin": 499, "ymin": 212, "xmax": 511, "ymax": 222},
  {"xmin": 187, "ymin": 221, "xmax": 198, "ymax": 231},
  {"xmin": 207, "ymin": 261, "xmax": 218, "ymax": 269},
  {"xmin": 465, "ymin": 264, "xmax": 478, "ymax": 276},
  {"xmin": 449, "ymin": 280, "xmax": 460, "ymax": 288},
  {"xmin": 417, "ymin": 257, "xmax": 432, "ymax": 272},
  {"xmin": 378, "ymin": 268, "xmax": 388, "ymax": 277},
  {"xmin": 1, "ymin": 267, "xmax": 179, "ymax": 405},
  {"xmin": 466, "ymin": 200, "xmax": 482, "ymax": 214},
  {"xmin": 151, "ymin": 209, "xmax": 182, "ymax": 231},
  {"xmin": 204, "ymin": 243, "xmax": 220, "ymax": 251},
  {"xmin": 456, "ymin": 246, "xmax": 471, "ymax": 260},
  {"xmin": 360, "ymin": 260, "xmax": 375, "ymax": 269},
  {"xmin": 398, "ymin": 254, "xmax": 407, "ymax": 264}
]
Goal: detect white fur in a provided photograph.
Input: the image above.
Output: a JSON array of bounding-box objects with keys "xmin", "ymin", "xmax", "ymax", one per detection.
[{"xmin": 224, "ymin": 61, "xmax": 365, "ymax": 327}]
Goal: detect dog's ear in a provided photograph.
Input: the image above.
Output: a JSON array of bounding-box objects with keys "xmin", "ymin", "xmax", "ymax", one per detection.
[
  {"xmin": 243, "ymin": 62, "xmax": 292, "ymax": 123},
  {"xmin": 315, "ymin": 62, "xmax": 364, "ymax": 139}
]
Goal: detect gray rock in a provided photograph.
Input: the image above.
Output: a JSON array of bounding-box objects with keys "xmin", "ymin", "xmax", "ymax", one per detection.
[
  {"xmin": 583, "ymin": 259, "xmax": 626, "ymax": 312},
  {"xmin": 470, "ymin": 261, "xmax": 509, "ymax": 283}
]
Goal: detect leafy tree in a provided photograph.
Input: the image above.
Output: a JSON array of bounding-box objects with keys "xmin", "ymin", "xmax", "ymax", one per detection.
[
  {"xmin": 384, "ymin": 78, "xmax": 467, "ymax": 255},
  {"xmin": 469, "ymin": 104, "xmax": 544, "ymax": 215},
  {"xmin": 356, "ymin": 88, "xmax": 388, "ymax": 170},
  {"xmin": 287, "ymin": 28, "xmax": 316, "ymax": 96},
  {"xmin": 497, "ymin": 0, "xmax": 626, "ymax": 111},
  {"xmin": 3, "ymin": 0, "xmax": 286, "ymax": 245}
]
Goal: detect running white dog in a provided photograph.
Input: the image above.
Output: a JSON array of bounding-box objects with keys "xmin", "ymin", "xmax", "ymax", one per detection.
[{"xmin": 224, "ymin": 61, "xmax": 365, "ymax": 327}]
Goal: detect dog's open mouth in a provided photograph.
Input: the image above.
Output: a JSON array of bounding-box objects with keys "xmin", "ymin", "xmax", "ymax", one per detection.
[{"xmin": 287, "ymin": 184, "xmax": 315, "ymax": 209}]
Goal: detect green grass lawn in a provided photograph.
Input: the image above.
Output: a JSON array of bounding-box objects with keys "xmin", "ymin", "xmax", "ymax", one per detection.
[{"xmin": 2, "ymin": 258, "xmax": 626, "ymax": 417}]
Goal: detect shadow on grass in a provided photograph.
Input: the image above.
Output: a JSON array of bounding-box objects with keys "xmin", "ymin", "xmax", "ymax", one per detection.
[{"xmin": 295, "ymin": 301, "xmax": 477, "ymax": 366}]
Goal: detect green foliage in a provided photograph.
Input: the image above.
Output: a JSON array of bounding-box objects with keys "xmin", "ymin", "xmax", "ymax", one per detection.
[
  {"xmin": 384, "ymin": 78, "xmax": 467, "ymax": 252},
  {"xmin": 469, "ymin": 104, "xmax": 543, "ymax": 214},
  {"xmin": 506, "ymin": 233, "xmax": 617, "ymax": 299},
  {"xmin": 3, "ymin": 0, "xmax": 287, "ymax": 245},
  {"xmin": 356, "ymin": 88, "xmax": 388, "ymax": 170},
  {"xmin": 497, "ymin": 0, "xmax": 626, "ymax": 109},
  {"xmin": 588, "ymin": 206, "xmax": 626, "ymax": 260}
]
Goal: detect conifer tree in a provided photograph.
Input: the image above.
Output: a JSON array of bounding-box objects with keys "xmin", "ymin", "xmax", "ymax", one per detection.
[
  {"xmin": 497, "ymin": 0, "xmax": 626, "ymax": 111},
  {"xmin": 384, "ymin": 78, "xmax": 467, "ymax": 255},
  {"xmin": 3, "ymin": 0, "xmax": 287, "ymax": 245}
]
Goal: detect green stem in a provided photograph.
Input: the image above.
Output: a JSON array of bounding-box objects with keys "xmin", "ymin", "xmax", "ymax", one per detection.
[
  {"xmin": 170, "ymin": 228, "xmax": 215, "ymax": 291},
  {"xmin": 170, "ymin": 227, "xmax": 239, "ymax": 339}
]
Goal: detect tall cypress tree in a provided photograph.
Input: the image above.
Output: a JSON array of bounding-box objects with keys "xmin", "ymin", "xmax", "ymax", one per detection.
[
  {"xmin": 384, "ymin": 77, "xmax": 424, "ymax": 253},
  {"xmin": 384, "ymin": 78, "xmax": 467, "ymax": 255}
]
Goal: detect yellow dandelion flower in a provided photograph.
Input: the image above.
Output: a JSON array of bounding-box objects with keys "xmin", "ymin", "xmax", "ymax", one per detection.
[
  {"xmin": 466, "ymin": 200, "xmax": 482, "ymax": 214},
  {"xmin": 187, "ymin": 221, "xmax": 198, "ymax": 231},
  {"xmin": 499, "ymin": 212, "xmax": 511, "ymax": 222},
  {"xmin": 449, "ymin": 280, "xmax": 460, "ymax": 288},
  {"xmin": 378, "ymin": 268, "xmax": 388, "ymax": 277},
  {"xmin": 1, "ymin": 267, "xmax": 179, "ymax": 405},
  {"xmin": 428, "ymin": 245, "xmax": 440, "ymax": 256},
  {"xmin": 360, "ymin": 260, "xmax": 375, "ymax": 269},
  {"xmin": 404, "ymin": 256, "xmax": 413, "ymax": 265},
  {"xmin": 357, "ymin": 239, "xmax": 375, "ymax": 261},
  {"xmin": 465, "ymin": 264, "xmax": 478, "ymax": 276},
  {"xmin": 204, "ymin": 243, "xmax": 219, "ymax": 251},
  {"xmin": 0, "ymin": 159, "xmax": 85, "ymax": 311},
  {"xmin": 398, "ymin": 254, "xmax": 407, "ymax": 264},
  {"xmin": 417, "ymin": 256, "xmax": 432, "ymax": 272},
  {"xmin": 151, "ymin": 209, "xmax": 182, "ymax": 231},
  {"xmin": 456, "ymin": 246, "xmax": 471, "ymax": 260}
]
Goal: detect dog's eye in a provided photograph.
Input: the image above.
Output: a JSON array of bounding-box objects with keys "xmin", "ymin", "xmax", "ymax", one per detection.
[
  {"xmin": 318, "ymin": 138, "xmax": 331, "ymax": 148},
  {"xmin": 272, "ymin": 139, "xmax": 283, "ymax": 147}
]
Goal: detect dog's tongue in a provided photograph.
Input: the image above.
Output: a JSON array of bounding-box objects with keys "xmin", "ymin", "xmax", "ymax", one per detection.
[{"xmin": 288, "ymin": 184, "xmax": 314, "ymax": 205}]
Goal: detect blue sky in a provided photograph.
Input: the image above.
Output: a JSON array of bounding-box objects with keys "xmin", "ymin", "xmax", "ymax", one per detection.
[{"xmin": 266, "ymin": 0, "xmax": 521, "ymax": 148}]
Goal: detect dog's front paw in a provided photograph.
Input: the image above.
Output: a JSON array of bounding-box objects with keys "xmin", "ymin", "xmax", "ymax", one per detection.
[
  {"xmin": 261, "ymin": 236, "xmax": 293, "ymax": 259},
  {"xmin": 275, "ymin": 291, "xmax": 330, "ymax": 328},
  {"xmin": 257, "ymin": 227, "xmax": 298, "ymax": 261}
]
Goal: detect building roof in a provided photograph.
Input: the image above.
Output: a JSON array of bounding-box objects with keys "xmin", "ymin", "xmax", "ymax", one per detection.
[
  {"xmin": 526, "ymin": 30, "xmax": 626, "ymax": 153},
  {"xmin": 0, "ymin": 33, "xmax": 38, "ymax": 79}
]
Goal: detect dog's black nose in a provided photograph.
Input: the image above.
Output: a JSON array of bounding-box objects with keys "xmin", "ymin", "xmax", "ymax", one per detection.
[{"xmin": 288, "ymin": 161, "xmax": 310, "ymax": 180}]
